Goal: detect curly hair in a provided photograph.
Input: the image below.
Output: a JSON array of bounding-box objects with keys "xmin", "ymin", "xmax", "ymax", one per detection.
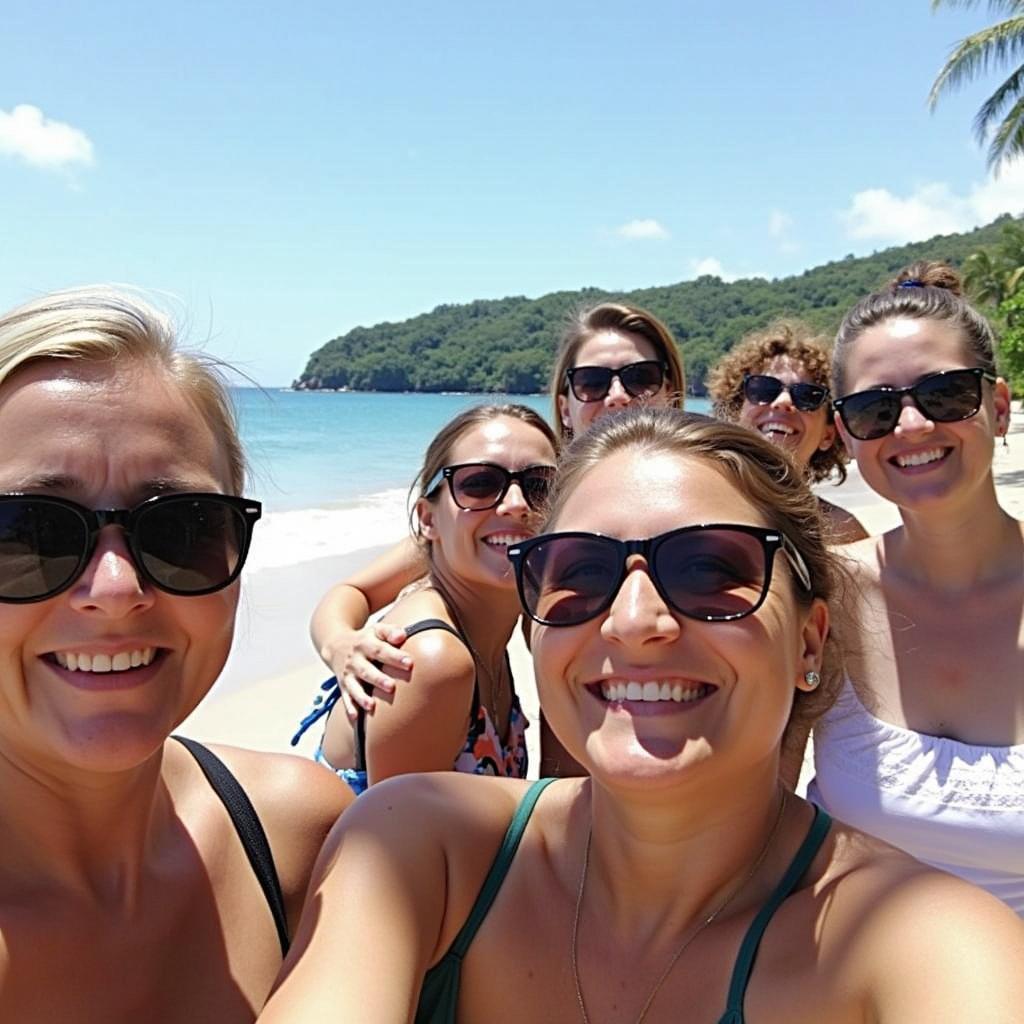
[{"xmin": 706, "ymin": 320, "xmax": 847, "ymax": 485}]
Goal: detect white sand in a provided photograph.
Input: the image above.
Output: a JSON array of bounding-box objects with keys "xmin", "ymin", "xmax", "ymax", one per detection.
[{"xmin": 182, "ymin": 409, "xmax": 1024, "ymax": 779}]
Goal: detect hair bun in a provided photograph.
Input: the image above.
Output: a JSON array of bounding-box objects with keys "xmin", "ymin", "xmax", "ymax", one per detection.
[{"xmin": 890, "ymin": 260, "xmax": 963, "ymax": 297}]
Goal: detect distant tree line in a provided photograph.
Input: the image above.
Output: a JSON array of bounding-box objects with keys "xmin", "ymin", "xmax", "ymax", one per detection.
[{"xmin": 295, "ymin": 217, "xmax": 1012, "ymax": 395}]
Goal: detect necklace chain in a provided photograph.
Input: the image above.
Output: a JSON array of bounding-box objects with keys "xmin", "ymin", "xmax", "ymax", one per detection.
[{"xmin": 570, "ymin": 789, "xmax": 788, "ymax": 1024}]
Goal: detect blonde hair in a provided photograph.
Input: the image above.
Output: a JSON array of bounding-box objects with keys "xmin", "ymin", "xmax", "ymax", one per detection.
[
  {"xmin": 544, "ymin": 407, "xmax": 844, "ymax": 744},
  {"xmin": 548, "ymin": 302, "xmax": 686, "ymax": 442},
  {"xmin": 0, "ymin": 287, "xmax": 246, "ymax": 493},
  {"xmin": 707, "ymin": 319, "xmax": 848, "ymax": 484}
]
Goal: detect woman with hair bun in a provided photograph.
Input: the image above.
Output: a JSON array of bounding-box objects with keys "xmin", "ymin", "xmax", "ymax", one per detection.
[
  {"xmin": 796, "ymin": 261, "xmax": 1024, "ymax": 915},
  {"xmin": 707, "ymin": 320, "xmax": 867, "ymax": 544}
]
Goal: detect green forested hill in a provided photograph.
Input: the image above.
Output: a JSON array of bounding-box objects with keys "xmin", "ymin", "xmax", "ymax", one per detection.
[{"xmin": 295, "ymin": 217, "xmax": 1011, "ymax": 394}]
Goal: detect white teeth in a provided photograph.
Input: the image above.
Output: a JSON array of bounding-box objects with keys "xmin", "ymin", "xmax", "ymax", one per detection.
[
  {"xmin": 53, "ymin": 647, "xmax": 155, "ymax": 673},
  {"xmin": 599, "ymin": 681, "xmax": 711, "ymax": 703},
  {"xmin": 895, "ymin": 448, "xmax": 945, "ymax": 468},
  {"xmin": 484, "ymin": 534, "xmax": 530, "ymax": 547},
  {"xmin": 760, "ymin": 423, "xmax": 795, "ymax": 436}
]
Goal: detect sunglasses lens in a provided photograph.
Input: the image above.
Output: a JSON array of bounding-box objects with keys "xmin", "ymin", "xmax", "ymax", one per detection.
[
  {"xmin": 569, "ymin": 367, "xmax": 613, "ymax": 402},
  {"xmin": 743, "ymin": 375, "xmax": 783, "ymax": 405},
  {"xmin": 0, "ymin": 499, "xmax": 89, "ymax": 601},
  {"xmin": 135, "ymin": 497, "xmax": 246, "ymax": 593},
  {"xmin": 915, "ymin": 370, "xmax": 982, "ymax": 422},
  {"xmin": 656, "ymin": 529, "xmax": 768, "ymax": 620},
  {"xmin": 619, "ymin": 362, "xmax": 665, "ymax": 398},
  {"xmin": 520, "ymin": 468, "xmax": 555, "ymax": 510},
  {"xmin": 519, "ymin": 535, "xmax": 619, "ymax": 625},
  {"xmin": 839, "ymin": 391, "xmax": 900, "ymax": 440},
  {"xmin": 789, "ymin": 383, "xmax": 828, "ymax": 412},
  {"xmin": 450, "ymin": 465, "xmax": 507, "ymax": 509}
]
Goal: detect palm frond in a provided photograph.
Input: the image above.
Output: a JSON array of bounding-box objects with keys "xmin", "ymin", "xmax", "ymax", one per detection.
[
  {"xmin": 986, "ymin": 91, "xmax": 1024, "ymax": 166},
  {"xmin": 973, "ymin": 63, "xmax": 1024, "ymax": 137},
  {"xmin": 931, "ymin": 0, "xmax": 1024, "ymax": 13},
  {"xmin": 929, "ymin": 18, "xmax": 1024, "ymax": 107}
]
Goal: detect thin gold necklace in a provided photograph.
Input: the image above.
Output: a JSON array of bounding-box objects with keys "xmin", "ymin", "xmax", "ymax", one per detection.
[{"xmin": 570, "ymin": 789, "xmax": 788, "ymax": 1024}]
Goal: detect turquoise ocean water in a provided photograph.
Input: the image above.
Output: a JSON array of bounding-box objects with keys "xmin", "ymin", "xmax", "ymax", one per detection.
[{"xmin": 232, "ymin": 389, "xmax": 711, "ymax": 570}]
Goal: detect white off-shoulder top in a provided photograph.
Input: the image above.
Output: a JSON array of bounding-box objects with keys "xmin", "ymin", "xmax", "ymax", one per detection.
[{"xmin": 807, "ymin": 678, "xmax": 1024, "ymax": 916}]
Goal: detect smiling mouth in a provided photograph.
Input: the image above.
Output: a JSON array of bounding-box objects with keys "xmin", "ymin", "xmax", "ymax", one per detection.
[
  {"xmin": 483, "ymin": 533, "xmax": 531, "ymax": 549},
  {"xmin": 890, "ymin": 447, "xmax": 950, "ymax": 469},
  {"xmin": 591, "ymin": 681, "xmax": 716, "ymax": 704},
  {"xmin": 49, "ymin": 647, "xmax": 159, "ymax": 673},
  {"xmin": 758, "ymin": 422, "xmax": 797, "ymax": 439}
]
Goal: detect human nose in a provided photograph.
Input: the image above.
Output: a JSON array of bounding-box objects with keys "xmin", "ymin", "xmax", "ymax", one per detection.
[
  {"xmin": 604, "ymin": 373, "xmax": 631, "ymax": 407},
  {"xmin": 496, "ymin": 479, "xmax": 530, "ymax": 519},
  {"xmin": 600, "ymin": 556, "xmax": 681, "ymax": 648},
  {"xmin": 68, "ymin": 527, "xmax": 155, "ymax": 617},
  {"xmin": 769, "ymin": 385, "xmax": 795, "ymax": 410},
  {"xmin": 894, "ymin": 396, "xmax": 934, "ymax": 436}
]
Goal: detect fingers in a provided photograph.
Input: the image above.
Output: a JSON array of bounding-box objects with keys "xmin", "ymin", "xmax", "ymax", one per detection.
[
  {"xmin": 363, "ymin": 624, "xmax": 413, "ymax": 672},
  {"xmin": 340, "ymin": 671, "xmax": 377, "ymax": 716}
]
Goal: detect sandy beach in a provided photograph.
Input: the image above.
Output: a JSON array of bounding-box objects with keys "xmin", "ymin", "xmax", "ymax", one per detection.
[{"xmin": 181, "ymin": 407, "xmax": 1024, "ymax": 779}]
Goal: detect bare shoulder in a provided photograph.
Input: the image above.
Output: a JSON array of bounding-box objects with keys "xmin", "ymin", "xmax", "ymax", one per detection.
[
  {"xmin": 203, "ymin": 744, "xmax": 353, "ymax": 904},
  {"xmin": 817, "ymin": 823, "xmax": 1024, "ymax": 1017},
  {"xmin": 379, "ymin": 591, "xmax": 475, "ymax": 684}
]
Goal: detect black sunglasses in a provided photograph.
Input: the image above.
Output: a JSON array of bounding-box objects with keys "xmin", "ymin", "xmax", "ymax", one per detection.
[
  {"xmin": 425, "ymin": 462, "xmax": 555, "ymax": 512},
  {"xmin": 833, "ymin": 367, "xmax": 997, "ymax": 441},
  {"xmin": 507, "ymin": 524, "xmax": 812, "ymax": 627},
  {"xmin": 742, "ymin": 374, "xmax": 829, "ymax": 412},
  {"xmin": 0, "ymin": 492, "xmax": 261, "ymax": 604},
  {"xmin": 565, "ymin": 361, "xmax": 667, "ymax": 403}
]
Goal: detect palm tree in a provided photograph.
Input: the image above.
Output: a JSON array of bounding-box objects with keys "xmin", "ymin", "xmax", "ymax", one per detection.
[{"xmin": 929, "ymin": 0, "xmax": 1024, "ymax": 171}]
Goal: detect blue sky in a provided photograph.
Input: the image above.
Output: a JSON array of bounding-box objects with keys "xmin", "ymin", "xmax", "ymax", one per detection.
[{"xmin": 3, "ymin": 1, "xmax": 1021, "ymax": 384}]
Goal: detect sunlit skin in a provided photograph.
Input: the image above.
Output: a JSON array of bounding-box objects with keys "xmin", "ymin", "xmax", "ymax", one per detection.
[
  {"xmin": 530, "ymin": 450, "xmax": 825, "ymax": 793},
  {"xmin": 738, "ymin": 355, "xmax": 835, "ymax": 472},
  {"xmin": 0, "ymin": 359, "xmax": 239, "ymax": 775},
  {"xmin": 558, "ymin": 330, "xmax": 672, "ymax": 437},
  {"xmin": 835, "ymin": 318, "xmax": 1011, "ymax": 516}
]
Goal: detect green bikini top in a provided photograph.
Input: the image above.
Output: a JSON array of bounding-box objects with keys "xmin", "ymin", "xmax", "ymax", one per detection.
[{"xmin": 415, "ymin": 779, "xmax": 831, "ymax": 1024}]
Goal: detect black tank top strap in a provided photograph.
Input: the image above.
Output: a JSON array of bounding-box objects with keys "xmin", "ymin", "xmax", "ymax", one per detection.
[
  {"xmin": 354, "ymin": 618, "xmax": 472, "ymax": 772},
  {"xmin": 718, "ymin": 804, "xmax": 832, "ymax": 1022},
  {"xmin": 172, "ymin": 735, "xmax": 290, "ymax": 956}
]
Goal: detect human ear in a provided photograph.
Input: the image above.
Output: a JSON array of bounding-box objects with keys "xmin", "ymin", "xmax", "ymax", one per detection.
[
  {"xmin": 556, "ymin": 392, "xmax": 572, "ymax": 431},
  {"xmin": 992, "ymin": 376, "xmax": 1012, "ymax": 439},
  {"xmin": 795, "ymin": 598, "xmax": 829, "ymax": 692},
  {"xmin": 817, "ymin": 420, "xmax": 837, "ymax": 452},
  {"xmin": 416, "ymin": 498, "xmax": 438, "ymax": 542}
]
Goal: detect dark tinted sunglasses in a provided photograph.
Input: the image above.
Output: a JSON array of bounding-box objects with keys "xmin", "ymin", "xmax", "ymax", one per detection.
[
  {"xmin": 833, "ymin": 367, "xmax": 997, "ymax": 441},
  {"xmin": 426, "ymin": 462, "xmax": 555, "ymax": 511},
  {"xmin": 0, "ymin": 492, "xmax": 261, "ymax": 604},
  {"xmin": 742, "ymin": 374, "xmax": 829, "ymax": 412},
  {"xmin": 565, "ymin": 361, "xmax": 667, "ymax": 403},
  {"xmin": 507, "ymin": 524, "xmax": 812, "ymax": 627}
]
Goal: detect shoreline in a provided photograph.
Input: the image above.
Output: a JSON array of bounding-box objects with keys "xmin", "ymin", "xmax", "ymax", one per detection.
[{"xmin": 182, "ymin": 409, "xmax": 1024, "ymax": 774}]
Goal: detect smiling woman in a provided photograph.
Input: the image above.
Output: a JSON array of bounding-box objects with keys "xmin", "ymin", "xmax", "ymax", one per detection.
[
  {"xmin": 261, "ymin": 408, "xmax": 1024, "ymax": 1024},
  {"xmin": 0, "ymin": 287, "xmax": 352, "ymax": 1023},
  {"xmin": 311, "ymin": 404, "xmax": 558, "ymax": 792}
]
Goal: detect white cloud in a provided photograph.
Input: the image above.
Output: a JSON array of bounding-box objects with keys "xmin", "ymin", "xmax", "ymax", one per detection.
[
  {"xmin": 768, "ymin": 209, "xmax": 793, "ymax": 238},
  {"xmin": 615, "ymin": 218, "xmax": 670, "ymax": 240},
  {"xmin": 0, "ymin": 104, "xmax": 94, "ymax": 169},
  {"xmin": 689, "ymin": 257, "xmax": 768, "ymax": 283},
  {"xmin": 841, "ymin": 161, "xmax": 1024, "ymax": 244}
]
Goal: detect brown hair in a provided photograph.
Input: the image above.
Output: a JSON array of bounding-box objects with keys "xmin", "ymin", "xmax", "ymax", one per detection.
[
  {"xmin": 833, "ymin": 260, "xmax": 997, "ymax": 395},
  {"xmin": 707, "ymin": 320, "xmax": 848, "ymax": 484},
  {"xmin": 543, "ymin": 406, "xmax": 844, "ymax": 746},
  {"xmin": 0, "ymin": 286, "xmax": 246, "ymax": 493},
  {"xmin": 411, "ymin": 403, "xmax": 558, "ymax": 546},
  {"xmin": 549, "ymin": 302, "xmax": 686, "ymax": 442}
]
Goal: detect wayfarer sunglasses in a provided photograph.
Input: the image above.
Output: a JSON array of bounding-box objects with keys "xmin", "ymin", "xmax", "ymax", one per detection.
[
  {"xmin": 0, "ymin": 492, "xmax": 261, "ymax": 603},
  {"xmin": 565, "ymin": 361, "xmax": 667, "ymax": 403},
  {"xmin": 832, "ymin": 367, "xmax": 997, "ymax": 441},
  {"xmin": 507, "ymin": 524, "xmax": 812, "ymax": 627},
  {"xmin": 425, "ymin": 462, "xmax": 555, "ymax": 512},
  {"xmin": 742, "ymin": 374, "xmax": 829, "ymax": 413}
]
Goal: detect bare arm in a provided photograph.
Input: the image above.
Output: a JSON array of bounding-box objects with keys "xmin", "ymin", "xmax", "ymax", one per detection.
[
  {"xmin": 259, "ymin": 779, "xmax": 452, "ymax": 1024},
  {"xmin": 309, "ymin": 537, "xmax": 426, "ymax": 716}
]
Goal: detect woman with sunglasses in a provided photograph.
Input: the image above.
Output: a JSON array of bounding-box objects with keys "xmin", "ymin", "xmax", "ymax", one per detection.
[
  {"xmin": 708, "ymin": 320, "xmax": 867, "ymax": 544},
  {"xmin": 262, "ymin": 408, "xmax": 1024, "ymax": 1024},
  {"xmin": 798, "ymin": 261, "xmax": 1024, "ymax": 915},
  {"xmin": 307, "ymin": 302, "xmax": 685, "ymax": 745},
  {"xmin": 0, "ymin": 288, "xmax": 352, "ymax": 1022},
  {"xmin": 309, "ymin": 404, "xmax": 558, "ymax": 793}
]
